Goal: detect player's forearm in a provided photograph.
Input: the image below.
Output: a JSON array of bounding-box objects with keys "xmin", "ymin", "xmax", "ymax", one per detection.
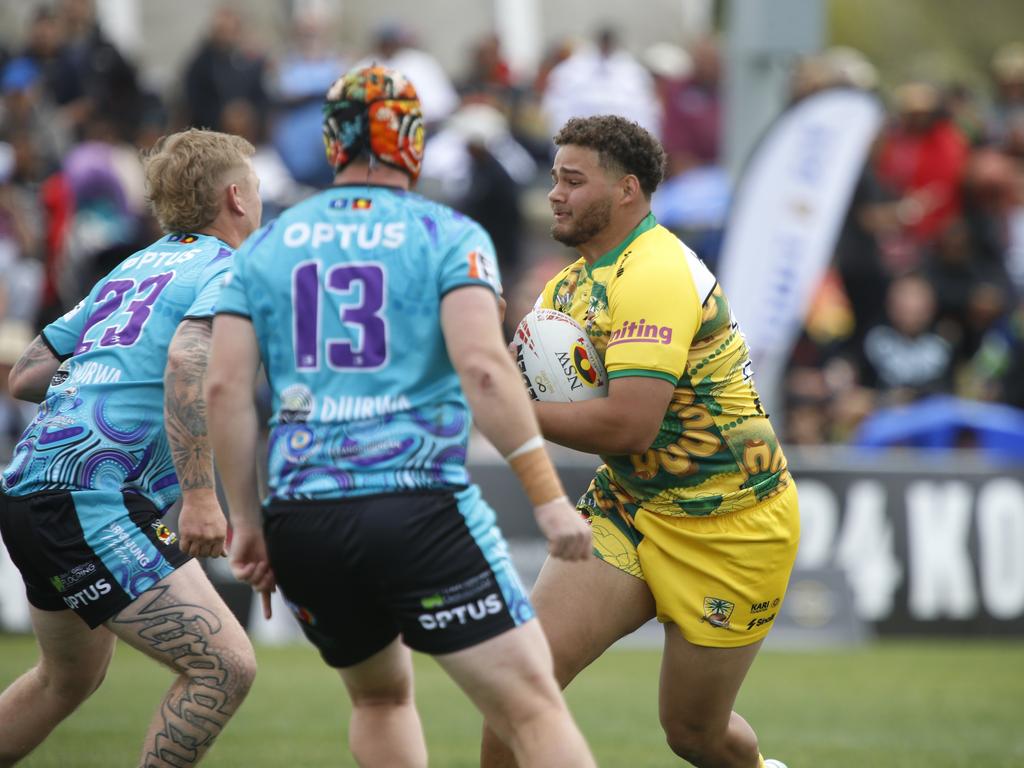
[
  {"xmin": 163, "ymin": 321, "xmax": 215, "ymax": 492},
  {"xmin": 461, "ymin": 352, "xmax": 543, "ymax": 457},
  {"xmin": 206, "ymin": 385, "xmax": 263, "ymax": 531},
  {"xmin": 461, "ymin": 355, "xmax": 570, "ymax": 507},
  {"xmin": 8, "ymin": 335, "xmax": 59, "ymax": 403},
  {"xmin": 535, "ymin": 398, "xmax": 650, "ymax": 456}
]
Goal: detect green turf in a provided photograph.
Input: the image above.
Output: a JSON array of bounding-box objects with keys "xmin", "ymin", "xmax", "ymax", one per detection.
[{"xmin": 1, "ymin": 635, "xmax": 1022, "ymax": 767}]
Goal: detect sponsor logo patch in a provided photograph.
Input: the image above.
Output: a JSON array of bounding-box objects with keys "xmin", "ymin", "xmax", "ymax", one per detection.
[
  {"xmin": 50, "ymin": 562, "xmax": 97, "ymax": 593},
  {"xmin": 152, "ymin": 521, "xmax": 178, "ymax": 546},
  {"xmin": 418, "ymin": 593, "xmax": 504, "ymax": 630},
  {"xmin": 62, "ymin": 578, "xmax": 113, "ymax": 609},
  {"xmin": 607, "ymin": 318, "xmax": 674, "ymax": 347},
  {"xmin": 700, "ymin": 596, "xmax": 735, "ymax": 629}
]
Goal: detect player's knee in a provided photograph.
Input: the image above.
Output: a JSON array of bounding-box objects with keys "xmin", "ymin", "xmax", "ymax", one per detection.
[
  {"xmin": 232, "ymin": 639, "xmax": 258, "ymax": 700},
  {"xmin": 347, "ymin": 675, "xmax": 414, "ymax": 710},
  {"xmin": 661, "ymin": 716, "xmax": 716, "ymax": 763},
  {"xmin": 36, "ymin": 660, "xmax": 107, "ymax": 706},
  {"xmin": 662, "ymin": 717, "xmax": 758, "ymax": 765}
]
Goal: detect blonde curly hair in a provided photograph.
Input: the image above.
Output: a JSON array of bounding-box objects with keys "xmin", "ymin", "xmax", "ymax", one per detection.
[{"xmin": 142, "ymin": 128, "xmax": 255, "ymax": 234}]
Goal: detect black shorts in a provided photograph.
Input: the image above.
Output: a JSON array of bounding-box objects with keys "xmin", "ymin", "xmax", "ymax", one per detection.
[
  {"xmin": 0, "ymin": 489, "xmax": 191, "ymax": 628},
  {"xmin": 264, "ymin": 485, "xmax": 534, "ymax": 668}
]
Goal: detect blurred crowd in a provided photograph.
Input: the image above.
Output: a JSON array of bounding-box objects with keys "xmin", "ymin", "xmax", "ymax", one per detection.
[{"xmin": 1, "ymin": 1, "xmax": 1023, "ymax": 450}]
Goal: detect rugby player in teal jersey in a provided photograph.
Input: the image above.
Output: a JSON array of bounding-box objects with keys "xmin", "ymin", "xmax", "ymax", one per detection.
[{"xmin": 0, "ymin": 129, "xmax": 262, "ymax": 767}]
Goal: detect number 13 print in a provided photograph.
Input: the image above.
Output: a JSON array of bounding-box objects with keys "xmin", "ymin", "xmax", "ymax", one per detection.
[{"xmin": 293, "ymin": 261, "xmax": 388, "ymax": 371}]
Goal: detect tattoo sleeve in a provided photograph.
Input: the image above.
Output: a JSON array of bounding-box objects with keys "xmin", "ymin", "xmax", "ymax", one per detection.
[
  {"xmin": 8, "ymin": 335, "xmax": 60, "ymax": 402},
  {"xmin": 164, "ymin": 320, "xmax": 214, "ymax": 491}
]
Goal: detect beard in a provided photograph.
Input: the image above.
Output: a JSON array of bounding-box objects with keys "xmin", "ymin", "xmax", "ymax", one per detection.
[{"xmin": 551, "ymin": 196, "xmax": 613, "ymax": 247}]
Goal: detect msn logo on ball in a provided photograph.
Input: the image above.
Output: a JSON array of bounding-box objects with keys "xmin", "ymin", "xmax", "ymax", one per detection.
[{"xmin": 555, "ymin": 339, "xmax": 603, "ymax": 392}]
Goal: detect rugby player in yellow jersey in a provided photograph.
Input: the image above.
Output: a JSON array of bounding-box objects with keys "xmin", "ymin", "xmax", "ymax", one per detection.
[{"xmin": 481, "ymin": 115, "xmax": 798, "ymax": 768}]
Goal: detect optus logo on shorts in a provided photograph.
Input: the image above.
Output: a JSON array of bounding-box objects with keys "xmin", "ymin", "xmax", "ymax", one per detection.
[
  {"xmin": 62, "ymin": 579, "xmax": 112, "ymax": 609},
  {"xmin": 417, "ymin": 593, "xmax": 503, "ymax": 630}
]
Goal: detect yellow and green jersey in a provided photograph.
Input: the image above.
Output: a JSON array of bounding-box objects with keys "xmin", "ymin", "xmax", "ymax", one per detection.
[{"xmin": 538, "ymin": 213, "xmax": 791, "ymax": 517}]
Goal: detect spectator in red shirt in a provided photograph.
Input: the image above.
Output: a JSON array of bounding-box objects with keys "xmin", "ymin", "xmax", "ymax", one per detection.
[{"xmin": 875, "ymin": 82, "xmax": 969, "ymax": 253}]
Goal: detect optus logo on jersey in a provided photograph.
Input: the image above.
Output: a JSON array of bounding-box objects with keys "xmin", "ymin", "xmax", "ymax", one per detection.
[
  {"xmin": 282, "ymin": 221, "xmax": 406, "ymax": 249},
  {"xmin": 120, "ymin": 248, "xmax": 199, "ymax": 270},
  {"xmin": 606, "ymin": 318, "xmax": 673, "ymax": 347}
]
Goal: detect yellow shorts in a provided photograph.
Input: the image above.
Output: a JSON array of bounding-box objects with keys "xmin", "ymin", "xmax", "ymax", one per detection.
[{"xmin": 578, "ymin": 471, "xmax": 800, "ymax": 648}]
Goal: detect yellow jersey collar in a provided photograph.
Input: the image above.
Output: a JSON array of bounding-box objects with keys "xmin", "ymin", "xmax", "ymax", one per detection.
[{"xmin": 585, "ymin": 212, "xmax": 657, "ymax": 275}]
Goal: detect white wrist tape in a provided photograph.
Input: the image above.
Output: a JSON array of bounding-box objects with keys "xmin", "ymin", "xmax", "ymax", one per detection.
[{"xmin": 504, "ymin": 435, "xmax": 545, "ymax": 462}]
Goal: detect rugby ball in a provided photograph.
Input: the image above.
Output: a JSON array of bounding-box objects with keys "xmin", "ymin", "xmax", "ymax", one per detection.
[{"xmin": 513, "ymin": 309, "xmax": 608, "ymax": 402}]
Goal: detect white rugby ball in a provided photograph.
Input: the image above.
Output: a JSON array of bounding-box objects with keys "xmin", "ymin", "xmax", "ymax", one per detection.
[{"xmin": 513, "ymin": 309, "xmax": 608, "ymax": 402}]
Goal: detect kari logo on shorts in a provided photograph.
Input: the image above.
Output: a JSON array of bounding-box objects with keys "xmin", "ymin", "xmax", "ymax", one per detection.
[
  {"xmin": 62, "ymin": 578, "xmax": 112, "ymax": 609},
  {"xmin": 151, "ymin": 521, "xmax": 178, "ymax": 546},
  {"xmin": 700, "ymin": 596, "xmax": 735, "ymax": 629},
  {"xmin": 417, "ymin": 593, "xmax": 504, "ymax": 630},
  {"xmin": 607, "ymin": 318, "xmax": 673, "ymax": 347},
  {"xmin": 50, "ymin": 562, "xmax": 97, "ymax": 592},
  {"xmin": 751, "ymin": 598, "xmax": 780, "ymax": 614}
]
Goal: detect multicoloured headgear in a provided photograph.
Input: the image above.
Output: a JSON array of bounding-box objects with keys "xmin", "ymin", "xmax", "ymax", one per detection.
[{"xmin": 322, "ymin": 65, "xmax": 425, "ymax": 181}]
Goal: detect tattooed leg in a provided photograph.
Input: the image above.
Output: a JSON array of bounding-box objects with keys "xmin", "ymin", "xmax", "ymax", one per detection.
[
  {"xmin": 0, "ymin": 607, "xmax": 116, "ymax": 767},
  {"xmin": 106, "ymin": 560, "xmax": 256, "ymax": 768}
]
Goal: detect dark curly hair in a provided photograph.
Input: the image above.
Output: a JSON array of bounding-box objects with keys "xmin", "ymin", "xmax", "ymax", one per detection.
[{"xmin": 553, "ymin": 115, "xmax": 666, "ymax": 198}]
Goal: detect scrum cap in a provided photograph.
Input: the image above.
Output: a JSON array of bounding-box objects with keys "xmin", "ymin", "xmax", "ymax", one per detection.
[{"xmin": 322, "ymin": 65, "xmax": 425, "ymax": 180}]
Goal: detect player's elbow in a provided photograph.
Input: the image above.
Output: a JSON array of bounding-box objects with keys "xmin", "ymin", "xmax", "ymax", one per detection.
[
  {"xmin": 8, "ymin": 375, "xmax": 32, "ymax": 402},
  {"xmin": 8, "ymin": 368, "xmax": 46, "ymax": 403},
  {"xmin": 456, "ymin": 354, "xmax": 505, "ymax": 399},
  {"xmin": 204, "ymin": 373, "xmax": 231, "ymax": 411},
  {"xmin": 616, "ymin": 421, "xmax": 661, "ymax": 456}
]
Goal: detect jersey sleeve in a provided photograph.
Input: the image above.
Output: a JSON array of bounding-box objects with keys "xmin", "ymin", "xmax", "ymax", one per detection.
[
  {"xmin": 604, "ymin": 247, "xmax": 702, "ymax": 385},
  {"xmin": 185, "ymin": 246, "xmax": 234, "ymax": 319},
  {"xmin": 437, "ymin": 219, "xmax": 502, "ymax": 298},
  {"xmin": 41, "ymin": 295, "xmax": 91, "ymax": 360}
]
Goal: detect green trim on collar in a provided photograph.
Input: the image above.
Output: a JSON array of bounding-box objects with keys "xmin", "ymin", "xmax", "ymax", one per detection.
[{"xmin": 585, "ymin": 212, "xmax": 657, "ymax": 275}]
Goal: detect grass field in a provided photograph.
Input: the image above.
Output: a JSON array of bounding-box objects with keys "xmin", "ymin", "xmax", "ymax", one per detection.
[{"xmin": 1, "ymin": 635, "xmax": 1022, "ymax": 767}]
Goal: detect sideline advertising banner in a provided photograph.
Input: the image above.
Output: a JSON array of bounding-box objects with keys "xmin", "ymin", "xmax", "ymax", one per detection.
[{"xmin": 716, "ymin": 87, "xmax": 884, "ymax": 416}]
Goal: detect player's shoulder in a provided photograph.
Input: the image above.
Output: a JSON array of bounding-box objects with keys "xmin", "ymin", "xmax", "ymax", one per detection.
[{"xmin": 620, "ymin": 224, "xmax": 716, "ymax": 301}]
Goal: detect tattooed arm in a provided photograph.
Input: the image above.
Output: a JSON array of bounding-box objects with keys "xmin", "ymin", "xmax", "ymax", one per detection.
[
  {"xmin": 164, "ymin": 318, "xmax": 227, "ymax": 558},
  {"xmin": 8, "ymin": 335, "xmax": 60, "ymax": 402},
  {"xmin": 207, "ymin": 314, "xmax": 276, "ymax": 615}
]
